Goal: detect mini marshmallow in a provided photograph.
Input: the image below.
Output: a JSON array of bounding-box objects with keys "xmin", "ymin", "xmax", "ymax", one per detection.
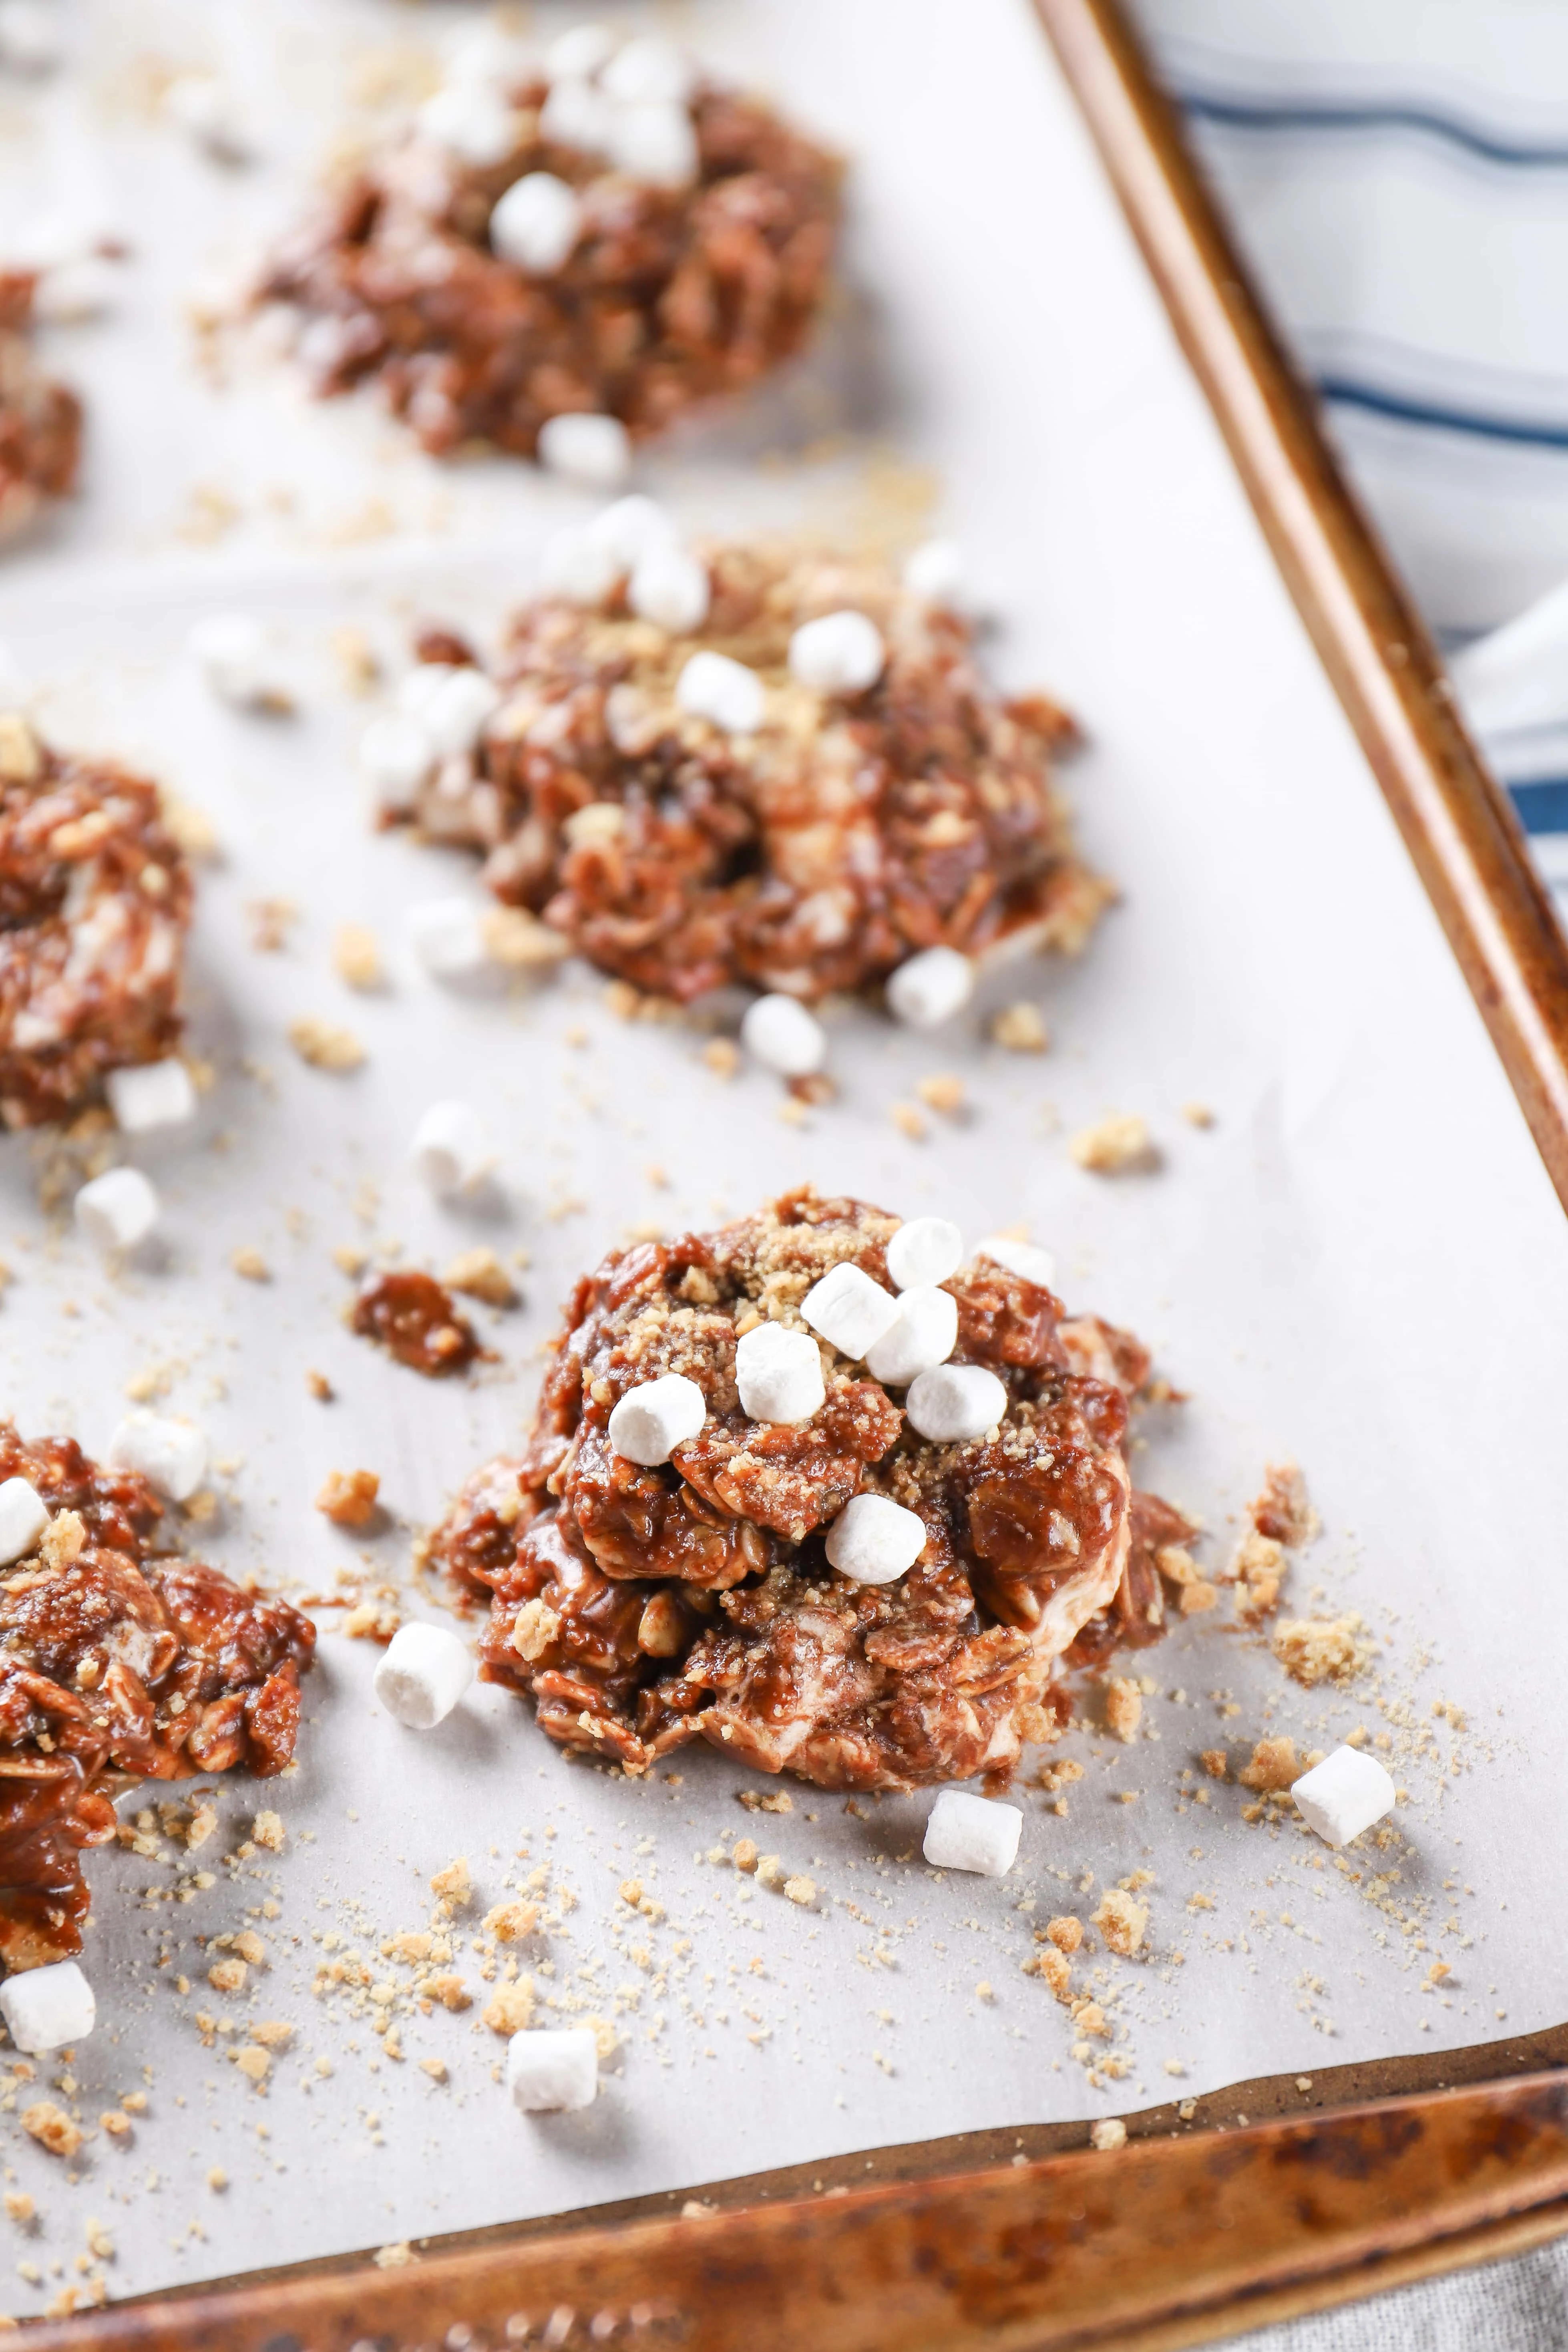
[
  {"xmin": 547, "ymin": 23, "xmax": 617, "ymax": 82},
  {"xmin": 0, "ymin": 1478, "xmax": 48, "ymax": 1566},
  {"xmin": 539, "ymin": 77, "xmax": 613, "ymax": 155},
  {"xmin": 1291, "ymin": 1747, "xmax": 1396, "ymax": 1849},
  {"xmin": 187, "ymin": 613, "xmax": 278, "ymax": 709},
  {"xmin": 903, "ymin": 537, "xmax": 966, "ymax": 607},
  {"xmin": 411, "ymin": 1100, "xmax": 495, "ymax": 1194},
  {"xmin": 788, "ymin": 610, "xmax": 886, "ymax": 695},
  {"xmin": 906, "ymin": 1362, "xmax": 1007, "ymax": 1444},
  {"xmin": 629, "ymin": 544, "xmax": 710, "ymax": 633},
  {"xmin": 0, "ymin": 1960, "xmax": 94, "ymax": 2055},
  {"xmin": 444, "ymin": 24, "xmax": 531, "ymax": 88},
  {"xmin": 675, "ymin": 650, "xmax": 764, "ymax": 734},
  {"xmin": 163, "ymin": 74, "xmax": 250, "ymax": 161},
  {"xmin": 977, "ymin": 1235, "xmax": 1056, "ymax": 1290},
  {"xmin": 537, "ymin": 412, "xmax": 633, "ymax": 491},
  {"xmin": 507, "ymin": 2025, "xmax": 598, "ymax": 2114},
  {"xmin": 864, "ymin": 1286, "xmax": 958, "ymax": 1387},
  {"xmin": 600, "ymin": 35, "xmax": 695, "ymax": 105},
  {"xmin": 107, "ymin": 1411, "xmax": 208, "ymax": 1503},
  {"xmin": 886, "ymin": 945, "xmax": 975, "ymax": 1029},
  {"xmin": 740, "ymin": 993, "xmax": 825, "ymax": 1077},
  {"xmin": 398, "ymin": 663, "xmax": 500, "ymax": 758},
  {"xmin": 359, "ymin": 712, "xmax": 436, "ymax": 809},
  {"xmin": 540, "ymin": 525, "xmax": 622, "ymax": 607},
  {"xmin": 106, "ymin": 1058, "xmax": 196, "ymax": 1135},
  {"xmin": 802, "ymin": 1262, "xmax": 901, "ymax": 1361},
  {"xmin": 923, "ymin": 1787, "xmax": 1022, "ymax": 1877},
  {"xmin": 374, "ymin": 1622, "xmax": 475, "ymax": 1730},
  {"xmin": 74, "ymin": 1167, "xmax": 158, "ymax": 1254},
  {"xmin": 734, "ymin": 1322, "xmax": 824, "ymax": 1426},
  {"xmin": 491, "ymin": 172, "xmax": 584, "ymax": 274},
  {"xmin": 0, "ymin": 1, "xmax": 63, "ymax": 73},
  {"xmin": 587, "ymin": 495, "xmax": 677, "ymax": 570},
  {"xmin": 607, "ymin": 102, "xmax": 699, "ymax": 188},
  {"xmin": 608, "ymin": 1373, "xmax": 707, "ymax": 1466},
  {"xmin": 419, "ymin": 82, "xmax": 519, "ymax": 167},
  {"xmin": 406, "ymin": 897, "xmax": 489, "ymax": 980},
  {"xmin": 886, "ymin": 1216, "xmax": 963, "ymax": 1292},
  {"xmin": 824, "ymin": 1492, "xmax": 927, "ymax": 1586}
]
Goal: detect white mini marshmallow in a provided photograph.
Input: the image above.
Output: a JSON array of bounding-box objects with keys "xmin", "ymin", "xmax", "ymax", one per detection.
[
  {"xmin": 540, "ymin": 525, "xmax": 621, "ymax": 607},
  {"xmin": 419, "ymin": 82, "xmax": 518, "ymax": 167},
  {"xmin": 547, "ymin": 23, "xmax": 617, "ymax": 83},
  {"xmin": 607, "ymin": 1373, "xmax": 707, "ymax": 1466},
  {"xmin": 491, "ymin": 171, "xmax": 584, "ymax": 273},
  {"xmin": 864, "ymin": 1287, "xmax": 958, "ymax": 1387},
  {"xmin": 507, "ymin": 2025, "xmax": 597, "ymax": 2113},
  {"xmin": 886, "ymin": 1216, "xmax": 963, "ymax": 1292},
  {"xmin": 106, "ymin": 1058, "xmax": 196, "ymax": 1135},
  {"xmin": 406, "ymin": 897, "xmax": 489, "ymax": 980},
  {"xmin": 887, "ymin": 945, "xmax": 975, "ymax": 1029},
  {"xmin": 600, "ymin": 35, "xmax": 695, "ymax": 105},
  {"xmin": 734, "ymin": 1322, "xmax": 823, "ymax": 1426},
  {"xmin": 923, "ymin": 1787, "xmax": 1022, "ymax": 1877},
  {"xmin": 0, "ymin": 1, "xmax": 63, "ymax": 73},
  {"xmin": 903, "ymin": 537, "xmax": 966, "ymax": 607},
  {"xmin": 825, "ymin": 1493, "xmax": 927, "ymax": 1586},
  {"xmin": 537, "ymin": 412, "xmax": 632, "ymax": 491},
  {"xmin": 802, "ymin": 1262, "xmax": 901, "ymax": 1361},
  {"xmin": 587, "ymin": 494, "xmax": 676, "ymax": 571},
  {"xmin": 1291, "ymin": 1747, "xmax": 1396, "ymax": 1849},
  {"xmin": 444, "ymin": 24, "xmax": 531, "ymax": 88},
  {"xmin": 740, "ymin": 993, "xmax": 825, "ymax": 1077},
  {"xmin": 676, "ymin": 650, "xmax": 764, "ymax": 734},
  {"xmin": 164, "ymin": 74, "xmax": 250, "ymax": 161},
  {"xmin": 359, "ymin": 712, "xmax": 436, "ymax": 809},
  {"xmin": 539, "ymin": 77, "xmax": 613, "ymax": 155},
  {"xmin": 0, "ymin": 1960, "xmax": 94, "ymax": 2055},
  {"xmin": 107, "ymin": 1411, "xmax": 208, "ymax": 1503},
  {"xmin": 977, "ymin": 1235, "xmax": 1056, "ymax": 1290},
  {"xmin": 187, "ymin": 613, "xmax": 278, "ymax": 709},
  {"xmin": 74, "ymin": 1167, "xmax": 158, "ymax": 1254},
  {"xmin": 906, "ymin": 1362, "xmax": 1007, "ymax": 1444},
  {"xmin": 0, "ymin": 1478, "xmax": 48, "ymax": 1566},
  {"xmin": 374, "ymin": 1622, "xmax": 475, "ymax": 1731},
  {"xmin": 398, "ymin": 663, "xmax": 500, "ymax": 758},
  {"xmin": 607, "ymin": 102, "xmax": 699, "ymax": 188},
  {"xmin": 629, "ymin": 544, "xmax": 710, "ymax": 633},
  {"xmin": 411, "ymin": 1100, "xmax": 495, "ymax": 1194},
  {"xmin": 788, "ymin": 610, "xmax": 886, "ymax": 695}
]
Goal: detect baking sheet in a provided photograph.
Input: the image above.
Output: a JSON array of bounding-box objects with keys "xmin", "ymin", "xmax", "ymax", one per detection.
[{"xmin": 0, "ymin": 0, "xmax": 1563, "ymax": 2316}]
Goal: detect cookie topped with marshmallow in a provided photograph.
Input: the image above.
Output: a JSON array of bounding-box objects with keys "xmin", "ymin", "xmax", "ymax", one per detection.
[{"xmin": 429, "ymin": 1186, "xmax": 1186, "ymax": 1793}]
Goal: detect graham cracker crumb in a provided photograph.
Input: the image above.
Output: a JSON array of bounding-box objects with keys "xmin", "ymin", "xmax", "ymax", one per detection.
[
  {"xmin": 1069, "ymin": 1113, "xmax": 1157, "ymax": 1174},
  {"xmin": 207, "ymin": 1958, "xmax": 246, "ymax": 1994},
  {"xmin": 207, "ymin": 2167, "xmax": 227, "ymax": 2191},
  {"xmin": 1104, "ymin": 1677, "xmax": 1142, "ymax": 1742},
  {"xmin": 784, "ymin": 1876, "xmax": 816, "ymax": 1907},
  {"xmin": 1199, "ymin": 1749, "xmax": 1228, "ymax": 1781},
  {"xmin": 1273, "ymin": 1616, "xmax": 1365, "ymax": 1689},
  {"xmin": 482, "ymin": 1900, "xmax": 539, "ymax": 1944},
  {"xmin": 1178, "ymin": 1580, "xmax": 1218, "ymax": 1615},
  {"xmin": 1232, "ymin": 1529, "xmax": 1286, "ymax": 1621},
  {"xmin": 233, "ymin": 2046, "xmax": 269, "ymax": 2085},
  {"xmin": 1023, "ymin": 1946, "xmax": 1071, "ymax": 1999},
  {"xmin": 1250, "ymin": 1461, "xmax": 1318, "ymax": 1548},
  {"xmin": 1090, "ymin": 2119, "xmax": 1126, "ymax": 2151},
  {"xmin": 418, "ymin": 2058, "xmax": 448, "ymax": 2083},
  {"xmin": 1092, "ymin": 1889, "xmax": 1148, "ymax": 1957},
  {"xmin": 702, "ymin": 1039, "xmax": 741, "ymax": 1080},
  {"xmin": 430, "ymin": 1857, "xmax": 472, "ymax": 1907},
  {"xmin": 914, "ymin": 1074, "xmax": 964, "ymax": 1116},
  {"xmin": 1180, "ymin": 1102, "xmax": 1214, "ymax": 1128},
  {"xmin": 737, "ymin": 1789, "xmax": 792, "ymax": 1814},
  {"xmin": 333, "ymin": 924, "xmax": 383, "ymax": 991},
  {"xmin": 1046, "ymin": 1915, "xmax": 1083, "ymax": 1954},
  {"xmin": 315, "ymin": 1469, "xmax": 380, "ymax": 1527},
  {"xmin": 306, "ymin": 1370, "xmax": 334, "ymax": 1402},
  {"xmin": 889, "ymin": 1102, "xmax": 926, "ymax": 1141},
  {"xmin": 990, "ymin": 1002, "xmax": 1049, "ymax": 1053},
  {"xmin": 373, "ymin": 2243, "xmax": 415, "ymax": 2270},
  {"xmin": 482, "ymin": 1981, "xmax": 535, "ymax": 2036},
  {"xmin": 231, "ymin": 1246, "xmax": 269, "ymax": 1282},
  {"xmin": 481, "ymin": 905, "xmax": 570, "ymax": 970},
  {"xmin": 288, "ymin": 1017, "xmax": 365, "ymax": 1073},
  {"xmin": 251, "ymin": 1812, "xmax": 285, "ymax": 1853},
  {"xmin": 444, "ymin": 1247, "xmax": 516, "ymax": 1307},
  {"xmin": 1238, "ymin": 1736, "xmax": 1299, "ymax": 1792},
  {"xmin": 3, "ymin": 2192, "xmax": 33, "ymax": 2221},
  {"xmin": 22, "ymin": 2105, "xmax": 81, "ymax": 2159}
]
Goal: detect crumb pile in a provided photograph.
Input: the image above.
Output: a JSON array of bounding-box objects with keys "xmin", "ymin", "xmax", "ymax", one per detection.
[
  {"xmin": 399, "ymin": 542, "xmax": 1108, "ymax": 1003},
  {"xmin": 0, "ymin": 275, "xmax": 80, "ymax": 544},
  {"xmin": 0, "ymin": 1428, "xmax": 314, "ymax": 1970},
  {"xmin": 430, "ymin": 1188, "xmax": 1191, "ymax": 1789},
  {"xmin": 0, "ymin": 719, "xmax": 194, "ymax": 1130},
  {"xmin": 259, "ymin": 62, "xmax": 841, "ymax": 458}
]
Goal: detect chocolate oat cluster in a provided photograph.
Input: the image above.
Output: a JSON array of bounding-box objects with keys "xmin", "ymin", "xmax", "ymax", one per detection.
[
  {"xmin": 0, "ymin": 273, "xmax": 81, "ymax": 545},
  {"xmin": 259, "ymin": 39, "xmax": 841, "ymax": 460},
  {"xmin": 0, "ymin": 718, "xmax": 194, "ymax": 1130},
  {"xmin": 431, "ymin": 1189, "xmax": 1189, "ymax": 1791},
  {"xmin": 0, "ymin": 1428, "xmax": 315, "ymax": 1968},
  {"xmin": 384, "ymin": 540, "xmax": 1109, "ymax": 1005}
]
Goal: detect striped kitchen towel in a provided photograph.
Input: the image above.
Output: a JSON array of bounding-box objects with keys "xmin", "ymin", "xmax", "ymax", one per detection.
[{"xmin": 1129, "ymin": 0, "xmax": 1568, "ymax": 919}]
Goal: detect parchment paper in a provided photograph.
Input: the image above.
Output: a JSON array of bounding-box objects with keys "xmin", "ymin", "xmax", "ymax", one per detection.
[{"xmin": 0, "ymin": 0, "xmax": 1562, "ymax": 2314}]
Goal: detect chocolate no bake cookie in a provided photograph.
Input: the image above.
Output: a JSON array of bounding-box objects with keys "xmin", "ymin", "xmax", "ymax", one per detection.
[
  {"xmin": 430, "ymin": 1189, "xmax": 1190, "ymax": 1791},
  {"xmin": 259, "ymin": 35, "xmax": 840, "ymax": 460},
  {"xmin": 0, "ymin": 273, "xmax": 81, "ymax": 543},
  {"xmin": 0, "ymin": 718, "xmax": 194, "ymax": 1130},
  {"xmin": 0, "ymin": 1427, "xmax": 315, "ymax": 1969},
  {"xmin": 379, "ymin": 539, "xmax": 1108, "ymax": 1006}
]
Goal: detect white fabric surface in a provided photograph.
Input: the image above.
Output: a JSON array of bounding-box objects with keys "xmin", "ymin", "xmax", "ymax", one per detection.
[{"xmin": 1228, "ymin": 2239, "xmax": 1568, "ymax": 2352}]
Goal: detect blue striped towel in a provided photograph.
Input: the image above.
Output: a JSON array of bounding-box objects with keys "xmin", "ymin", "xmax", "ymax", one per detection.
[{"xmin": 1130, "ymin": 0, "xmax": 1568, "ymax": 919}]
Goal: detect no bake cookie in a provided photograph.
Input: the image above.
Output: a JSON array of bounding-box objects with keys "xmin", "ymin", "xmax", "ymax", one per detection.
[{"xmin": 430, "ymin": 1188, "xmax": 1188, "ymax": 1791}]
